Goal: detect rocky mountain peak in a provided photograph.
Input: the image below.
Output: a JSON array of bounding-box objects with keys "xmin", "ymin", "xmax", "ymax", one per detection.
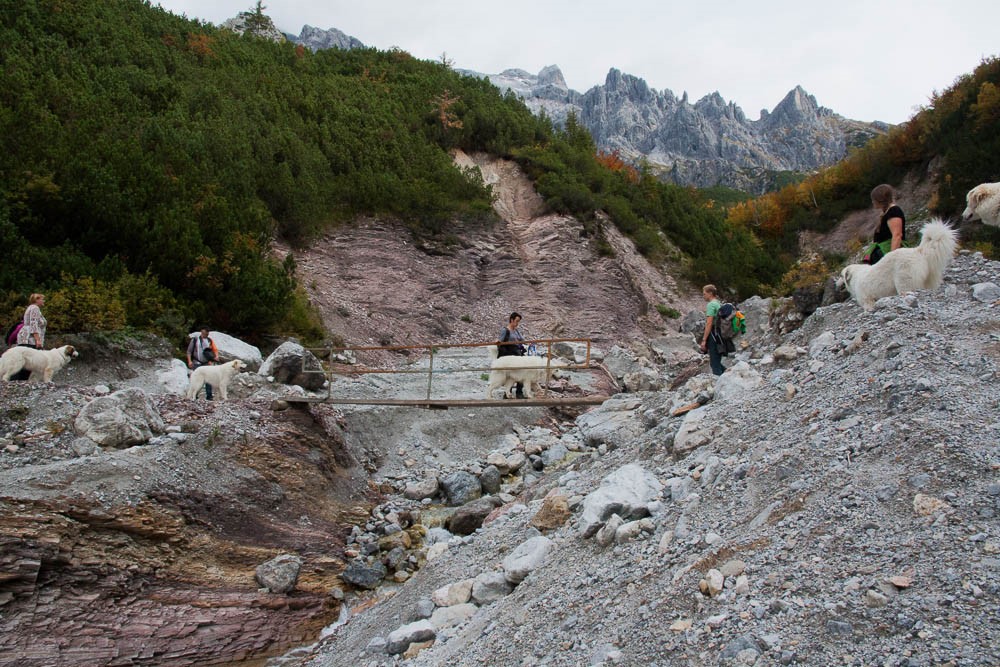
[
  {"xmin": 464, "ymin": 64, "xmax": 886, "ymax": 191},
  {"xmin": 602, "ymin": 67, "xmax": 654, "ymax": 102},
  {"xmin": 292, "ymin": 24, "xmax": 365, "ymax": 51},
  {"xmin": 220, "ymin": 10, "xmax": 285, "ymax": 42},
  {"xmin": 536, "ymin": 65, "xmax": 568, "ymax": 90},
  {"xmin": 765, "ymin": 84, "xmax": 822, "ymax": 125}
]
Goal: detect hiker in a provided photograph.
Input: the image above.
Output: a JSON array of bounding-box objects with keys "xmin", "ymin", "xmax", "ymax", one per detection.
[
  {"xmin": 866, "ymin": 183, "xmax": 905, "ymax": 265},
  {"xmin": 699, "ymin": 285, "xmax": 726, "ymax": 376},
  {"xmin": 497, "ymin": 311, "xmax": 527, "ymax": 398},
  {"xmin": 497, "ymin": 312, "xmax": 527, "ymax": 358},
  {"xmin": 186, "ymin": 327, "xmax": 219, "ymax": 400},
  {"xmin": 11, "ymin": 293, "xmax": 46, "ymax": 381}
]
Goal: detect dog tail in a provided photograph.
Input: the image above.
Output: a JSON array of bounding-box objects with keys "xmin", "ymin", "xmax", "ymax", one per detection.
[
  {"xmin": 487, "ymin": 345, "xmax": 498, "ymax": 361},
  {"xmin": 916, "ymin": 219, "xmax": 958, "ymax": 267}
]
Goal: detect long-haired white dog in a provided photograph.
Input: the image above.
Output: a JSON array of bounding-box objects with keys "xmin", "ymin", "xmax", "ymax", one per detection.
[
  {"xmin": 961, "ymin": 182, "xmax": 1000, "ymax": 227},
  {"xmin": 186, "ymin": 359, "xmax": 246, "ymax": 400},
  {"xmin": 839, "ymin": 220, "xmax": 958, "ymax": 311},
  {"xmin": 0, "ymin": 345, "xmax": 78, "ymax": 382},
  {"xmin": 485, "ymin": 345, "xmax": 567, "ymax": 399}
]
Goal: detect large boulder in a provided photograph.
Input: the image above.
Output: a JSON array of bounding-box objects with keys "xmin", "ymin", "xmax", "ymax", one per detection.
[
  {"xmin": 385, "ymin": 619, "xmax": 436, "ymax": 655},
  {"xmin": 157, "ymin": 358, "xmax": 190, "ymax": 395},
  {"xmin": 576, "ymin": 398, "xmax": 645, "ymax": 449},
  {"xmin": 188, "ymin": 331, "xmax": 263, "ymax": 371},
  {"xmin": 579, "ymin": 464, "xmax": 663, "ymax": 538},
  {"xmin": 673, "ymin": 406, "xmax": 717, "ymax": 456},
  {"xmin": 74, "ymin": 388, "xmax": 165, "ymax": 448},
  {"xmin": 502, "ymin": 536, "xmax": 553, "ymax": 584},
  {"xmin": 714, "ymin": 361, "xmax": 763, "ymax": 401},
  {"xmin": 735, "ymin": 296, "xmax": 776, "ymax": 348},
  {"xmin": 254, "ymin": 553, "xmax": 302, "ymax": 594},
  {"xmin": 602, "ymin": 346, "xmax": 652, "ymax": 383},
  {"xmin": 471, "ymin": 571, "xmax": 513, "ymax": 605},
  {"xmin": 439, "ymin": 471, "xmax": 482, "ymax": 506},
  {"xmin": 341, "ymin": 558, "xmax": 386, "ymax": 590},
  {"xmin": 447, "ymin": 496, "xmax": 500, "ymax": 535},
  {"xmin": 258, "ymin": 341, "xmax": 326, "ymax": 391}
]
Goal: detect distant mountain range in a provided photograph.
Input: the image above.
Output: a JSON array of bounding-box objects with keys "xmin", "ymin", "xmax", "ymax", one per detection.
[
  {"xmin": 466, "ymin": 66, "xmax": 889, "ymax": 192},
  {"xmin": 234, "ymin": 19, "xmax": 889, "ymax": 193}
]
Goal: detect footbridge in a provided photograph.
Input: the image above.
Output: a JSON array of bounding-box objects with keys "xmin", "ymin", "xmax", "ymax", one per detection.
[{"xmin": 274, "ymin": 338, "xmax": 611, "ymax": 410}]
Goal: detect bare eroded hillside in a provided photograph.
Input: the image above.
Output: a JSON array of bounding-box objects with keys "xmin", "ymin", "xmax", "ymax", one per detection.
[{"xmin": 283, "ymin": 152, "xmax": 699, "ymax": 358}]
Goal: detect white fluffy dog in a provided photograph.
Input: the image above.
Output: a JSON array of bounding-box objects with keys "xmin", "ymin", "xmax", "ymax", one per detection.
[
  {"xmin": 961, "ymin": 182, "xmax": 1000, "ymax": 227},
  {"xmin": 485, "ymin": 345, "xmax": 567, "ymax": 399},
  {"xmin": 839, "ymin": 220, "xmax": 958, "ymax": 311},
  {"xmin": 186, "ymin": 359, "xmax": 246, "ymax": 401},
  {"xmin": 0, "ymin": 345, "xmax": 78, "ymax": 382}
]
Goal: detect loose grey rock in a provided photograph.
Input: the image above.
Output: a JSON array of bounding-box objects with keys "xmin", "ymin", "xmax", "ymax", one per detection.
[
  {"xmin": 471, "ymin": 571, "xmax": 513, "ymax": 605},
  {"xmin": 341, "ymin": 559, "xmax": 387, "ymax": 590},
  {"xmin": 502, "ymin": 535, "xmax": 553, "ymax": 584},
  {"xmin": 385, "ymin": 619, "xmax": 435, "ymax": 655},
  {"xmin": 254, "ymin": 553, "xmax": 302, "ymax": 594},
  {"xmin": 440, "ymin": 470, "xmax": 482, "ymax": 506}
]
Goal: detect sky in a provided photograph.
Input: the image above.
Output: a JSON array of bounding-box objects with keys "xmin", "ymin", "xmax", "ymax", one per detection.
[{"xmin": 152, "ymin": 0, "xmax": 1000, "ymax": 125}]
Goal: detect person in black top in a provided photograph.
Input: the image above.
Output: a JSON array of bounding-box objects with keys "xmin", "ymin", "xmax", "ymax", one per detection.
[
  {"xmin": 497, "ymin": 312, "xmax": 527, "ymax": 398},
  {"xmin": 867, "ymin": 184, "xmax": 905, "ymax": 265},
  {"xmin": 497, "ymin": 312, "xmax": 526, "ymax": 358}
]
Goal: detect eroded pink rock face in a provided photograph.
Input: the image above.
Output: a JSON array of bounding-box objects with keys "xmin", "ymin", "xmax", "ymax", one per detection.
[
  {"xmin": 0, "ymin": 390, "xmax": 368, "ymax": 667},
  {"xmin": 283, "ymin": 152, "xmax": 698, "ymax": 363}
]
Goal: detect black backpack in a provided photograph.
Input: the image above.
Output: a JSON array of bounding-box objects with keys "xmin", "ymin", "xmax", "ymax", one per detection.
[
  {"xmin": 714, "ymin": 303, "xmax": 746, "ymax": 340},
  {"xmin": 497, "ymin": 328, "xmax": 525, "ymax": 357}
]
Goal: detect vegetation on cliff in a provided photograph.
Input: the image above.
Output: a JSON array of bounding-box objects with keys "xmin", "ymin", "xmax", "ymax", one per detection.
[
  {"xmin": 14, "ymin": 1, "xmax": 991, "ymax": 340},
  {"xmin": 727, "ymin": 57, "xmax": 1000, "ymax": 264}
]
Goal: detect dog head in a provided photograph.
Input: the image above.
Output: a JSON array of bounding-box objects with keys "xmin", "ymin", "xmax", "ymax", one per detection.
[
  {"xmin": 61, "ymin": 345, "xmax": 78, "ymax": 359},
  {"xmin": 231, "ymin": 359, "xmax": 246, "ymax": 372},
  {"xmin": 836, "ymin": 266, "xmax": 852, "ymax": 292},
  {"xmin": 962, "ymin": 184, "xmax": 989, "ymax": 221},
  {"xmin": 838, "ymin": 264, "xmax": 867, "ymax": 297}
]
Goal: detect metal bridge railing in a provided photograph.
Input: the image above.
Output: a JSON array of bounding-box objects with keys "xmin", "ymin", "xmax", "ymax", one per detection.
[{"xmin": 286, "ymin": 338, "xmax": 604, "ymax": 408}]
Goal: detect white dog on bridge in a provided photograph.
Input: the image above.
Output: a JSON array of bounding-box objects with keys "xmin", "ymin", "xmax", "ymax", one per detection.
[
  {"xmin": 961, "ymin": 182, "xmax": 1000, "ymax": 227},
  {"xmin": 485, "ymin": 345, "xmax": 567, "ymax": 399}
]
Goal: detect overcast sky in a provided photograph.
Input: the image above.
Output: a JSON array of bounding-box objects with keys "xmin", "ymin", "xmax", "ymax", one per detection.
[{"xmin": 153, "ymin": 1, "xmax": 999, "ymax": 125}]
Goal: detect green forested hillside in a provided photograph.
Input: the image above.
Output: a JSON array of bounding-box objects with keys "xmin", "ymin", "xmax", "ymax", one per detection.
[{"xmin": 0, "ymin": 0, "xmax": 778, "ymax": 340}]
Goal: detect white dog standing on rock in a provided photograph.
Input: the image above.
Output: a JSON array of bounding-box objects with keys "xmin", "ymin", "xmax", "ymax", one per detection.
[
  {"xmin": 186, "ymin": 359, "xmax": 246, "ymax": 401},
  {"xmin": 961, "ymin": 182, "xmax": 1000, "ymax": 227},
  {"xmin": 0, "ymin": 344, "xmax": 78, "ymax": 382},
  {"xmin": 485, "ymin": 345, "xmax": 566, "ymax": 399},
  {"xmin": 839, "ymin": 219, "xmax": 958, "ymax": 311}
]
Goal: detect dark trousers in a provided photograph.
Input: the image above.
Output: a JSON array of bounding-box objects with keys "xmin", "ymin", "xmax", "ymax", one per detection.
[{"xmin": 708, "ymin": 339, "xmax": 725, "ymax": 376}]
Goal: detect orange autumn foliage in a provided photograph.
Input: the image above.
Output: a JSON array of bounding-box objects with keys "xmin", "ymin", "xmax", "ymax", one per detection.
[{"xmin": 596, "ymin": 150, "xmax": 639, "ymax": 183}]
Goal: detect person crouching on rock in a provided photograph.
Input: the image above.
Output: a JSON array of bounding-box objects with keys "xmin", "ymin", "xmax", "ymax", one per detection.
[{"xmin": 187, "ymin": 327, "xmax": 219, "ymax": 400}]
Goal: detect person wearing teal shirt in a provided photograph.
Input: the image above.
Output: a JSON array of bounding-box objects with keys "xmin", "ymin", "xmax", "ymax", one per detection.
[{"xmin": 699, "ymin": 284, "xmax": 725, "ymax": 376}]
